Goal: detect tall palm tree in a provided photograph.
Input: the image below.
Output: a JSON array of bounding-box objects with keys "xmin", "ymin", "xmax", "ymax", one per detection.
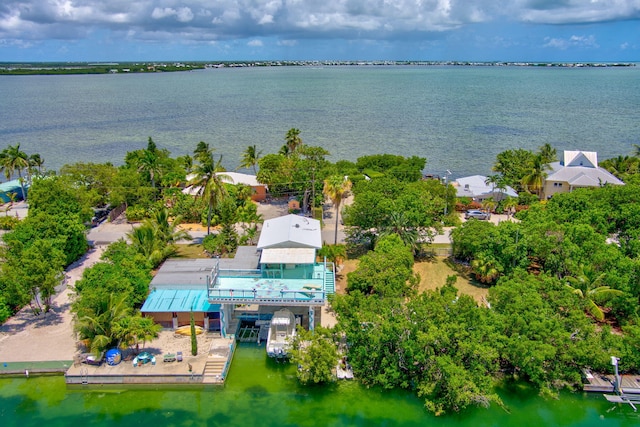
[
  {"xmin": 323, "ymin": 175, "xmax": 352, "ymax": 245},
  {"xmin": 238, "ymin": 144, "xmax": 262, "ymax": 174},
  {"xmin": 0, "ymin": 144, "xmax": 30, "ymax": 201},
  {"xmin": 137, "ymin": 138, "xmax": 161, "ymax": 189},
  {"xmin": 280, "ymin": 128, "xmax": 303, "ymax": 156},
  {"xmin": 521, "ymin": 153, "xmax": 551, "ymax": 199},
  {"xmin": 189, "ymin": 154, "xmax": 231, "ymax": 234},
  {"xmin": 29, "ymin": 153, "xmax": 45, "ymax": 176}
]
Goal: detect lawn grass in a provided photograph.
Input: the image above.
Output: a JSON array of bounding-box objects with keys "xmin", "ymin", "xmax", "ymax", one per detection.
[
  {"xmin": 336, "ymin": 256, "xmax": 490, "ymax": 305},
  {"xmin": 174, "ymin": 243, "xmax": 209, "ymax": 258},
  {"xmin": 414, "ymin": 257, "xmax": 490, "ymax": 304}
]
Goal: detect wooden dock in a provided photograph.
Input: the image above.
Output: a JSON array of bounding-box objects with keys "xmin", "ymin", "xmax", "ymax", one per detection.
[{"xmin": 583, "ymin": 370, "xmax": 640, "ymax": 393}]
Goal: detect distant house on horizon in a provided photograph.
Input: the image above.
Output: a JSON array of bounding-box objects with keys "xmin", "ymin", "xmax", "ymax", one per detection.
[
  {"xmin": 183, "ymin": 171, "xmax": 268, "ymax": 202},
  {"xmin": 453, "ymin": 175, "xmax": 518, "ymax": 202},
  {"xmin": 541, "ymin": 150, "xmax": 624, "ymax": 199}
]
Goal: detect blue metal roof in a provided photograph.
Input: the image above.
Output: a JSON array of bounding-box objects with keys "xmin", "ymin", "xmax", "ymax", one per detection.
[{"xmin": 141, "ymin": 289, "xmax": 220, "ymax": 313}]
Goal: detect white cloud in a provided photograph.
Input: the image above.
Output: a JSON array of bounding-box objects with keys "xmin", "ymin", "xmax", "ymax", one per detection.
[
  {"xmin": 151, "ymin": 7, "xmax": 194, "ymax": 22},
  {"xmin": 543, "ymin": 35, "xmax": 599, "ymax": 50},
  {"xmin": 0, "ymin": 0, "xmax": 638, "ymax": 56},
  {"xmin": 247, "ymin": 39, "xmax": 263, "ymax": 47}
]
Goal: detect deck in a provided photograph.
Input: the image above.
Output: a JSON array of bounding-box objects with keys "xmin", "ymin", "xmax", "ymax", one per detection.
[
  {"xmin": 65, "ymin": 335, "xmax": 235, "ymax": 385},
  {"xmin": 583, "ymin": 370, "xmax": 640, "ymax": 393}
]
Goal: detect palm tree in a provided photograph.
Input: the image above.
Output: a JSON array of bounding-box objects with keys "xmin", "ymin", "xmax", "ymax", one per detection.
[
  {"xmin": 189, "ymin": 154, "xmax": 231, "ymax": 235},
  {"xmin": 3, "ymin": 191, "xmax": 18, "ymax": 216},
  {"xmin": 238, "ymin": 145, "xmax": 262, "ymax": 174},
  {"xmin": 481, "ymin": 198, "xmax": 497, "ymax": 215},
  {"xmin": 538, "ymin": 143, "xmax": 557, "ymax": 164},
  {"xmin": 0, "ymin": 144, "xmax": 30, "ymax": 201},
  {"xmin": 137, "ymin": 138, "xmax": 161, "ymax": 190},
  {"xmin": 74, "ymin": 294, "xmax": 132, "ymax": 355},
  {"xmin": 521, "ymin": 153, "xmax": 551, "ymax": 199},
  {"xmin": 148, "ymin": 208, "xmax": 191, "ymax": 245},
  {"xmin": 29, "ymin": 153, "xmax": 45, "ymax": 176},
  {"xmin": 379, "ymin": 211, "xmax": 420, "ymax": 254},
  {"xmin": 127, "ymin": 224, "xmax": 161, "ymax": 262},
  {"xmin": 485, "ymin": 174, "xmax": 507, "ymax": 202},
  {"xmin": 503, "ymin": 197, "xmax": 518, "ymax": 217},
  {"xmin": 565, "ymin": 268, "xmax": 623, "ymax": 322},
  {"xmin": 471, "ymin": 252, "xmax": 503, "ymax": 284},
  {"xmin": 193, "ymin": 141, "xmax": 213, "ymax": 164},
  {"xmin": 280, "ymin": 128, "xmax": 303, "ymax": 156},
  {"xmin": 323, "ymin": 175, "xmax": 352, "ymax": 245}
]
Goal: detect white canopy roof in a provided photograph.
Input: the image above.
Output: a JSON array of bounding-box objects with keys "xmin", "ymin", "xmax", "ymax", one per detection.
[
  {"xmin": 260, "ymin": 248, "xmax": 316, "ymax": 265},
  {"xmin": 257, "ymin": 214, "xmax": 322, "ymax": 250}
]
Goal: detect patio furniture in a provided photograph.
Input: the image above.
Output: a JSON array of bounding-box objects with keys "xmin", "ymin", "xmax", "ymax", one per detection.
[
  {"xmin": 177, "ymin": 351, "xmax": 183, "ymax": 362},
  {"xmin": 163, "ymin": 353, "xmax": 177, "ymax": 363}
]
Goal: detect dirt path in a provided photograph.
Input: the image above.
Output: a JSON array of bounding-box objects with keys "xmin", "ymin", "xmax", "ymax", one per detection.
[{"xmin": 0, "ymin": 246, "xmax": 105, "ymax": 362}]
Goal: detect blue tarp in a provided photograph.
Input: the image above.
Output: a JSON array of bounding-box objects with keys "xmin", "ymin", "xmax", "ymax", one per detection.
[{"xmin": 141, "ymin": 289, "xmax": 220, "ymax": 313}]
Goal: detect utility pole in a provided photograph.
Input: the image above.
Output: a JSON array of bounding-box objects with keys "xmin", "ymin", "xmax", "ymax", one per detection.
[{"xmin": 443, "ymin": 169, "xmax": 452, "ymax": 218}]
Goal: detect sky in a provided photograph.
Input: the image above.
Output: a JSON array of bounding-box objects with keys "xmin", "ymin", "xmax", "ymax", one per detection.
[{"xmin": 1, "ymin": 1, "xmax": 639, "ymax": 62}]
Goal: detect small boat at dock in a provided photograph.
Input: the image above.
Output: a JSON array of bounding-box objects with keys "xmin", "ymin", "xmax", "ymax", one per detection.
[{"xmin": 266, "ymin": 309, "xmax": 296, "ymax": 359}]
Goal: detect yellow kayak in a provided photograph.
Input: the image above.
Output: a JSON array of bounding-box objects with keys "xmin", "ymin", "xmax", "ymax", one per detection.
[{"xmin": 175, "ymin": 325, "xmax": 204, "ymax": 336}]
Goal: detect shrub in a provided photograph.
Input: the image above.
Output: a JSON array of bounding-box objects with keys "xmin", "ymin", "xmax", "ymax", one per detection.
[{"xmin": 0, "ymin": 215, "xmax": 20, "ymax": 230}]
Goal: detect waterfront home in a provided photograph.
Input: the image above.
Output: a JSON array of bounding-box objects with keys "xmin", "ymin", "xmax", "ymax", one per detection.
[
  {"xmin": 454, "ymin": 175, "xmax": 518, "ymax": 202},
  {"xmin": 541, "ymin": 151, "xmax": 624, "ymax": 199},
  {"xmin": 142, "ymin": 214, "xmax": 335, "ymax": 337}
]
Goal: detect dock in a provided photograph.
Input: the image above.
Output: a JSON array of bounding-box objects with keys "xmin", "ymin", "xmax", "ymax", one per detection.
[
  {"xmin": 582, "ymin": 370, "xmax": 640, "ymax": 393},
  {"xmin": 65, "ymin": 335, "xmax": 235, "ymax": 385}
]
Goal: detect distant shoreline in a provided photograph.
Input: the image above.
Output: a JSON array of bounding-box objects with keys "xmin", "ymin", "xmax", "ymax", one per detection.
[{"xmin": 0, "ymin": 60, "xmax": 635, "ymax": 75}]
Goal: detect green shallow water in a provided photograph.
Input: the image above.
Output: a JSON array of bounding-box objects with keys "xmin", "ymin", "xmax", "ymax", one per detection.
[{"xmin": 1, "ymin": 344, "xmax": 638, "ymax": 427}]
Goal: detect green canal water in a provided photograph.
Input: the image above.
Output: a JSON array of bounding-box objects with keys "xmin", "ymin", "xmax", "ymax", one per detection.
[{"xmin": 1, "ymin": 344, "xmax": 638, "ymax": 427}]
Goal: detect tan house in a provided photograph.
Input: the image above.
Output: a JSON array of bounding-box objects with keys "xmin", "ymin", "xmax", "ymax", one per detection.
[{"xmin": 542, "ymin": 151, "xmax": 624, "ymax": 199}]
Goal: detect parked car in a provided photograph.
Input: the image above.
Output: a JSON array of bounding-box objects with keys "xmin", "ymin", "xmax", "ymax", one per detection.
[{"xmin": 464, "ymin": 209, "xmax": 491, "ymax": 220}]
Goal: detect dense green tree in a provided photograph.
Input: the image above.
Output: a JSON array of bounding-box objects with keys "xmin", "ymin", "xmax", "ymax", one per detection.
[
  {"xmin": 492, "ymin": 148, "xmax": 536, "ymax": 192},
  {"xmin": 291, "ymin": 326, "xmax": 339, "ymax": 384},
  {"xmin": 347, "ymin": 234, "xmax": 417, "ymax": 297}
]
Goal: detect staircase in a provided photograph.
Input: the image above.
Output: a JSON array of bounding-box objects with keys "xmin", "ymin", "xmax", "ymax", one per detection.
[
  {"xmin": 202, "ymin": 358, "xmax": 226, "ymax": 384},
  {"xmin": 324, "ymin": 271, "xmax": 335, "ymax": 295}
]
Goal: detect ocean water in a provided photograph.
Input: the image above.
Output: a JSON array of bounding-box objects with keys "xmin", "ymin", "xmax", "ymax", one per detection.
[
  {"xmin": 1, "ymin": 344, "xmax": 638, "ymax": 427},
  {"xmin": 1, "ymin": 66, "xmax": 639, "ymax": 178}
]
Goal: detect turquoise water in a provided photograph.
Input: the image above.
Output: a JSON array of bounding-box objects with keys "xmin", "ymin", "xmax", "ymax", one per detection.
[
  {"xmin": 1, "ymin": 66, "xmax": 639, "ymax": 177},
  {"xmin": 1, "ymin": 344, "xmax": 638, "ymax": 426}
]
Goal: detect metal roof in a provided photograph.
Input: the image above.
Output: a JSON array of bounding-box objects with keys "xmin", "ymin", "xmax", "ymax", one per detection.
[
  {"xmin": 454, "ymin": 175, "xmax": 518, "ymax": 199},
  {"xmin": 260, "ymin": 248, "xmax": 316, "ymax": 264},
  {"xmin": 257, "ymin": 214, "xmax": 322, "ymax": 250},
  {"xmin": 150, "ymin": 248, "xmax": 260, "ymax": 288},
  {"xmin": 141, "ymin": 289, "xmax": 220, "ymax": 313}
]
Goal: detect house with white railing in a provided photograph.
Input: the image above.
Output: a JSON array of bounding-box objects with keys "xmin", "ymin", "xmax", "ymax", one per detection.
[{"xmin": 142, "ymin": 214, "xmax": 336, "ymax": 338}]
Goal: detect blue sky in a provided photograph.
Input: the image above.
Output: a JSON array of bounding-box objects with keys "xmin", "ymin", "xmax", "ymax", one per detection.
[{"xmin": 1, "ymin": 1, "xmax": 639, "ymax": 62}]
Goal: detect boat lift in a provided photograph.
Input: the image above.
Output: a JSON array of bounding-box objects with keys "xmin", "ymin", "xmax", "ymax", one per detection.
[{"xmin": 603, "ymin": 356, "xmax": 639, "ymax": 412}]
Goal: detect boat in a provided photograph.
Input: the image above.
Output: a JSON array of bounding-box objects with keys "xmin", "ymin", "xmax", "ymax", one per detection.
[
  {"xmin": 175, "ymin": 325, "xmax": 203, "ymax": 336},
  {"xmin": 266, "ymin": 309, "xmax": 297, "ymax": 359}
]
